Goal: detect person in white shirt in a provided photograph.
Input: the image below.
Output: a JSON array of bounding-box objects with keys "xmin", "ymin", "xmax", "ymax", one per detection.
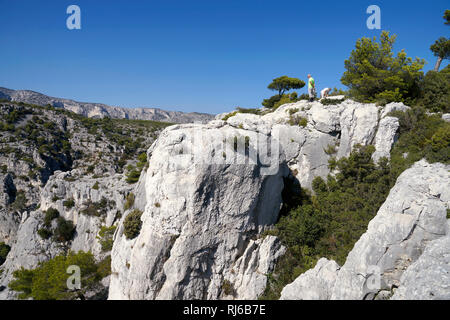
[{"xmin": 321, "ymin": 87, "xmax": 332, "ymax": 99}]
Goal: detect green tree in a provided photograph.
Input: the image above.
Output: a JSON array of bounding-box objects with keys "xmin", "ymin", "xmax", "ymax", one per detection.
[
  {"xmin": 418, "ymin": 65, "xmax": 450, "ymax": 113},
  {"xmin": 267, "ymin": 76, "xmax": 305, "ymax": 97},
  {"xmin": 44, "ymin": 208, "xmax": 60, "ymax": 227},
  {"xmin": 123, "ymin": 209, "xmax": 143, "ymax": 240},
  {"xmin": 430, "ymin": 37, "xmax": 450, "ymax": 71},
  {"xmin": 53, "ymin": 217, "xmax": 76, "ymax": 243},
  {"xmin": 9, "ymin": 251, "xmax": 105, "ymax": 300},
  {"xmin": 445, "ymin": 10, "xmax": 450, "ymax": 25},
  {"xmin": 341, "ymin": 31, "xmax": 425, "ymax": 105},
  {"xmin": 97, "ymin": 225, "xmax": 117, "ymax": 252}
]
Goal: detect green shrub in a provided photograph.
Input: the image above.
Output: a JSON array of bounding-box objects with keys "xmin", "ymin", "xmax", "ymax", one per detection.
[
  {"xmin": 298, "ymin": 93, "xmax": 310, "ymax": 100},
  {"xmin": 11, "ymin": 190, "xmax": 27, "ymax": 212},
  {"xmin": 53, "ymin": 217, "xmax": 76, "ymax": 243},
  {"xmin": 222, "ymin": 111, "xmax": 238, "ymax": 121},
  {"xmin": 298, "ymin": 117, "xmax": 308, "ymax": 127},
  {"xmin": 97, "ymin": 225, "xmax": 117, "ymax": 252},
  {"xmin": 80, "ymin": 197, "xmax": 110, "ymax": 217},
  {"xmin": 389, "ymin": 107, "xmax": 450, "ymax": 179},
  {"xmin": 288, "ymin": 115, "xmax": 308, "ymax": 127},
  {"xmin": 288, "ymin": 108, "xmax": 299, "ymax": 115},
  {"xmin": 288, "ymin": 115, "xmax": 307, "ymax": 127},
  {"xmin": 329, "ymin": 88, "xmax": 347, "ymax": 96},
  {"xmin": 418, "ymin": 66, "xmax": 450, "ymax": 113},
  {"xmin": 324, "ymin": 144, "xmax": 338, "ymax": 155},
  {"xmin": 321, "ymin": 98, "xmax": 346, "ymax": 105},
  {"xmin": 123, "ymin": 209, "xmax": 143, "ymax": 240},
  {"xmin": 37, "ymin": 228, "xmax": 52, "ymax": 240},
  {"xmin": 126, "ymin": 154, "xmax": 147, "ymax": 184},
  {"xmin": 136, "ymin": 152, "xmax": 148, "ymax": 169},
  {"xmin": 272, "ymin": 94, "xmax": 293, "ymax": 110},
  {"xmin": 235, "ymin": 107, "xmax": 261, "ymax": 115},
  {"xmin": 43, "ymin": 208, "xmax": 60, "ymax": 227},
  {"xmin": 8, "ymin": 251, "xmax": 106, "ymax": 300},
  {"xmin": 262, "ymin": 95, "xmax": 283, "ymax": 109},
  {"xmin": 425, "ymin": 125, "xmax": 450, "ymax": 163},
  {"xmin": 63, "ymin": 198, "xmax": 75, "ymax": 209},
  {"xmin": 92, "ymin": 182, "xmax": 99, "ymax": 190},
  {"xmin": 124, "ymin": 193, "xmax": 135, "ymax": 211},
  {"xmin": 262, "ymin": 91, "xmax": 302, "ymax": 110},
  {"xmin": 221, "ymin": 279, "xmax": 236, "ymax": 296},
  {"xmin": 96, "ymin": 255, "xmax": 111, "ymax": 279},
  {"xmin": 0, "ymin": 242, "xmax": 11, "ymax": 266}
]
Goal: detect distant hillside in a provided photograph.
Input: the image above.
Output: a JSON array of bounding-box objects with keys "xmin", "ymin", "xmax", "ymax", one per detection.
[{"xmin": 0, "ymin": 87, "xmax": 215, "ymax": 124}]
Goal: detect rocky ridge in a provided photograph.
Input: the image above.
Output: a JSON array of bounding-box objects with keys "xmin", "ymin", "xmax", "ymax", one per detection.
[
  {"xmin": 0, "ymin": 87, "xmax": 214, "ymax": 124},
  {"xmin": 1, "ymin": 97, "xmax": 448, "ymax": 300},
  {"xmin": 108, "ymin": 98, "xmax": 416, "ymax": 300},
  {"xmin": 0, "ymin": 101, "xmax": 169, "ymax": 298}
]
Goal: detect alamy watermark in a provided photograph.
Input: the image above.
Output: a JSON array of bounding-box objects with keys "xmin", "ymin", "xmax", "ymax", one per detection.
[
  {"xmin": 66, "ymin": 265, "xmax": 81, "ymax": 290},
  {"xmin": 66, "ymin": 5, "xmax": 381, "ymax": 31},
  {"xmin": 366, "ymin": 5, "xmax": 381, "ymax": 30},
  {"xmin": 66, "ymin": 5, "xmax": 81, "ymax": 30}
]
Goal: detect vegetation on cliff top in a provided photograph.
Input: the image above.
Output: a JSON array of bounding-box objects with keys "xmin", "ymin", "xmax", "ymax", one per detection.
[{"xmin": 261, "ymin": 108, "xmax": 449, "ymax": 299}]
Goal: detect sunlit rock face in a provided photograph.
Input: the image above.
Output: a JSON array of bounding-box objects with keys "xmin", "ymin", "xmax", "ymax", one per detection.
[
  {"xmin": 280, "ymin": 160, "xmax": 450, "ymax": 300},
  {"xmin": 109, "ymin": 99, "xmax": 408, "ymax": 300}
]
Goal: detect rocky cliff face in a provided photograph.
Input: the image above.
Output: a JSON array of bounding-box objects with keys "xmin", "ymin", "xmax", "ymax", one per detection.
[
  {"xmin": 0, "ymin": 101, "xmax": 168, "ymax": 299},
  {"xmin": 280, "ymin": 160, "xmax": 450, "ymax": 300},
  {"xmin": 0, "ymin": 87, "xmax": 214, "ymax": 124},
  {"xmin": 1, "ymin": 97, "xmax": 447, "ymax": 300},
  {"xmin": 108, "ymin": 98, "xmax": 416, "ymax": 300},
  {"xmin": 108, "ymin": 122, "xmax": 288, "ymax": 299}
]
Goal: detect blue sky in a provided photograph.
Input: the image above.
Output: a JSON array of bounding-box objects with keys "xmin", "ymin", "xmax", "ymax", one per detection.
[{"xmin": 0, "ymin": 0, "xmax": 448, "ymax": 114}]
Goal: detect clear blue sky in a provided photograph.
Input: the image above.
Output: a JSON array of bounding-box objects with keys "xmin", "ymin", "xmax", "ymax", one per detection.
[{"xmin": 0, "ymin": 0, "xmax": 448, "ymax": 114}]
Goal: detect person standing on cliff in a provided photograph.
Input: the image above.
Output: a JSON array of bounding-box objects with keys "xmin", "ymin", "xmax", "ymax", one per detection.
[{"xmin": 307, "ymin": 74, "xmax": 316, "ymax": 102}]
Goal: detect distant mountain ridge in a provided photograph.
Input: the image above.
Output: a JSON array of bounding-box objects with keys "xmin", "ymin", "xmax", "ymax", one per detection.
[{"xmin": 0, "ymin": 87, "xmax": 215, "ymax": 124}]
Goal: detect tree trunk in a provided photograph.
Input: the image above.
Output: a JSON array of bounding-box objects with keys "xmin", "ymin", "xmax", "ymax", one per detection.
[{"xmin": 434, "ymin": 56, "xmax": 443, "ymax": 71}]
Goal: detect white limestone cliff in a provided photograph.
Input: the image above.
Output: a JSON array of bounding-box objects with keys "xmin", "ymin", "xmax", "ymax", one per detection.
[
  {"xmin": 108, "ymin": 99, "xmax": 409, "ymax": 300},
  {"xmin": 280, "ymin": 160, "xmax": 450, "ymax": 300}
]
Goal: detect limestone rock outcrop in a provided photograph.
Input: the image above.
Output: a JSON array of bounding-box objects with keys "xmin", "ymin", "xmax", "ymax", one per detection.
[
  {"xmin": 224, "ymin": 236, "xmax": 286, "ymax": 300},
  {"xmin": 280, "ymin": 258, "xmax": 340, "ymax": 300},
  {"xmin": 217, "ymin": 99, "xmax": 402, "ymax": 189},
  {"xmin": 0, "ymin": 169, "xmax": 133, "ymax": 299},
  {"xmin": 280, "ymin": 160, "xmax": 450, "ymax": 300},
  {"xmin": 109, "ymin": 123, "xmax": 287, "ymax": 300},
  {"xmin": 391, "ymin": 231, "xmax": 450, "ymax": 300},
  {"xmin": 372, "ymin": 116, "xmax": 399, "ymax": 163},
  {"xmin": 109, "ymin": 98, "xmax": 411, "ymax": 300}
]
